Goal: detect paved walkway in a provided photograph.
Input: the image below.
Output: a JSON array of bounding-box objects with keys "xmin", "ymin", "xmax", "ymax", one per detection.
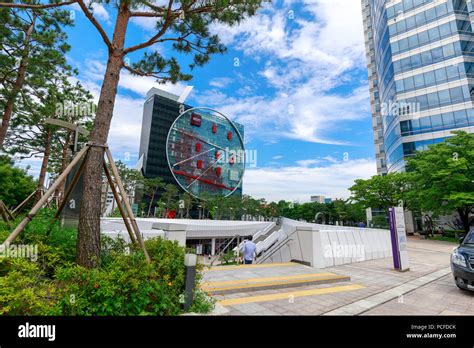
[{"xmin": 203, "ymin": 237, "xmax": 474, "ymax": 315}]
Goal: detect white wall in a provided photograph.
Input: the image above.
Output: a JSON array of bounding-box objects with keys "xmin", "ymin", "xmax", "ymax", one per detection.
[{"xmin": 260, "ymin": 219, "xmax": 392, "ymax": 268}]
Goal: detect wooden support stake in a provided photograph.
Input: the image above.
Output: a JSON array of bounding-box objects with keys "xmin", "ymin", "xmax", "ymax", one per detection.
[
  {"xmin": 54, "ymin": 150, "xmax": 89, "ymax": 220},
  {"xmin": 2, "ymin": 201, "xmax": 14, "ymax": 221},
  {"xmin": 104, "ymin": 148, "xmax": 150, "ymax": 263},
  {"xmin": 1, "ymin": 146, "xmax": 89, "ymax": 246},
  {"xmin": 0, "ymin": 202, "xmax": 11, "ymax": 228},
  {"xmin": 103, "ymin": 161, "xmax": 137, "ymax": 244},
  {"xmin": 11, "ymin": 190, "xmax": 36, "ymax": 217}
]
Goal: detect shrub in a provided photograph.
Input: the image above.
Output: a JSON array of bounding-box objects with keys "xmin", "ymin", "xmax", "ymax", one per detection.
[{"xmin": 0, "ymin": 208, "xmax": 214, "ymax": 315}]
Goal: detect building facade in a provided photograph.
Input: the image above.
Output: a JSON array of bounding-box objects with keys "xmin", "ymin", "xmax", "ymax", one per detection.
[
  {"xmin": 138, "ymin": 87, "xmax": 243, "ymax": 210},
  {"xmin": 362, "ymin": 0, "xmax": 474, "ymax": 174}
]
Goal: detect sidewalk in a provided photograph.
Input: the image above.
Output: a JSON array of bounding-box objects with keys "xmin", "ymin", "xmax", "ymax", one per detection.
[{"xmin": 203, "ymin": 237, "xmax": 474, "ymax": 315}]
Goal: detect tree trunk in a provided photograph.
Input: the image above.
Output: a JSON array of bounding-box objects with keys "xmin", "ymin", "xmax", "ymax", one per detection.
[
  {"xmin": 76, "ymin": 8, "xmax": 130, "ymax": 268},
  {"xmin": 35, "ymin": 129, "xmax": 53, "ymax": 203},
  {"xmin": 458, "ymin": 208, "xmax": 470, "ymax": 233},
  {"xmin": 0, "ymin": 19, "xmax": 35, "ymax": 148}
]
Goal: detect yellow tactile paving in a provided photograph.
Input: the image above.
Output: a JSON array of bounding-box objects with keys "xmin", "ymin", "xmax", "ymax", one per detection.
[
  {"xmin": 202, "ymin": 272, "xmax": 337, "ymax": 288},
  {"xmin": 203, "ymin": 275, "xmax": 350, "ymax": 293},
  {"xmin": 206, "ymin": 262, "xmax": 298, "ymax": 271},
  {"xmin": 218, "ymin": 284, "xmax": 366, "ymax": 306}
]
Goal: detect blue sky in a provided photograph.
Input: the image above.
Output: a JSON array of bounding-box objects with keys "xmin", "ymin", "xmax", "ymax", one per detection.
[{"xmin": 23, "ymin": 0, "xmax": 378, "ymax": 202}]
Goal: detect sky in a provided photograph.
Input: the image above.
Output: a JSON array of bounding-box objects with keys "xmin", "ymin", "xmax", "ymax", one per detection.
[{"xmin": 20, "ymin": 0, "xmax": 377, "ymax": 202}]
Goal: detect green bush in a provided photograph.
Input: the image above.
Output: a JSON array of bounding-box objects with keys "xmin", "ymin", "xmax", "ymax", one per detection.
[
  {"xmin": 0, "ymin": 209, "xmax": 214, "ymax": 315},
  {"xmin": 219, "ymin": 250, "xmax": 237, "ymax": 265}
]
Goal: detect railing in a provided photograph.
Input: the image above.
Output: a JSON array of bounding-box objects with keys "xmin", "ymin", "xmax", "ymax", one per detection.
[
  {"xmin": 235, "ymin": 221, "xmax": 276, "ymax": 251},
  {"xmin": 210, "ymin": 234, "xmax": 240, "ymax": 267}
]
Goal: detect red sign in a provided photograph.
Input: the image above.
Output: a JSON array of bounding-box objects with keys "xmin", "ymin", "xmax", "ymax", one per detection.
[{"xmin": 190, "ymin": 113, "xmax": 202, "ymax": 126}]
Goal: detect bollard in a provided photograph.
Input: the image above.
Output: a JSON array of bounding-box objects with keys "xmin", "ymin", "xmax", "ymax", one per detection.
[{"xmin": 184, "ymin": 253, "xmax": 197, "ymax": 311}]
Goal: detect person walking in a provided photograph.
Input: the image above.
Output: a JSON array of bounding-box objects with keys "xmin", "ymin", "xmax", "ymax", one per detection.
[{"xmin": 241, "ymin": 235, "xmax": 257, "ymax": 265}]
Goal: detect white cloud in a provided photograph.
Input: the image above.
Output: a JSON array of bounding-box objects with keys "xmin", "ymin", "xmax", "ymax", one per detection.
[
  {"xmin": 202, "ymin": 0, "xmax": 369, "ymax": 145},
  {"xmin": 70, "ymin": 1, "xmax": 110, "ymax": 23},
  {"xmin": 272, "ymin": 155, "xmax": 283, "ymax": 160},
  {"xmin": 209, "ymin": 77, "xmax": 233, "ymax": 88},
  {"xmin": 243, "ymin": 158, "xmax": 377, "ymax": 202}
]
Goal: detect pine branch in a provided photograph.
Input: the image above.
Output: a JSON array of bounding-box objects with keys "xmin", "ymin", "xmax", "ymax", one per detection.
[
  {"xmin": 0, "ymin": 1, "xmax": 77, "ymax": 9},
  {"xmin": 77, "ymin": 0, "xmax": 113, "ymax": 51}
]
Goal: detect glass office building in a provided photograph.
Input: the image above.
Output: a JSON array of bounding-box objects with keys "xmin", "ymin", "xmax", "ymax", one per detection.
[{"xmin": 361, "ymin": 0, "xmax": 474, "ymax": 173}]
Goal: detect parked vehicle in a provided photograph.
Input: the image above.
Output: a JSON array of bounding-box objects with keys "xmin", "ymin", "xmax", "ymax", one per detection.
[{"xmin": 451, "ymin": 228, "xmax": 474, "ymax": 291}]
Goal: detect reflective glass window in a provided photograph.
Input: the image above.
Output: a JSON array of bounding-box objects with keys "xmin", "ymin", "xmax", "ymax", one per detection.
[
  {"xmin": 408, "ymin": 34, "xmax": 418, "ymax": 48},
  {"xmin": 431, "ymin": 114, "xmax": 443, "ymax": 130},
  {"xmin": 436, "ymin": 3, "xmax": 448, "ymax": 16},
  {"xmin": 415, "ymin": 12, "xmax": 425, "ymax": 26},
  {"xmin": 438, "ymin": 23, "xmax": 451, "ymax": 37},
  {"xmin": 400, "ymin": 120, "xmax": 411, "ymax": 135},
  {"xmin": 435, "ymin": 68, "xmax": 447, "ymax": 82},
  {"xmin": 454, "ymin": 109, "xmax": 468, "ymax": 126},
  {"xmin": 411, "ymin": 118, "xmax": 420, "ymax": 134},
  {"xmin": 414, "ymin": 74, "xmax": 425, "ymax": 88},
  {"xmin": 399, "ymin": 38, "xmax": 409, "ymax": 51},
  {"xmin": 467, "ymin": 109, "xmax": 474, "ymax": 124},
  {"xmin": 425, "ymin": 7, "xmax": 436, "ymax": 21},
  {"xmin": 446, "ymin": 64, "xmax": 459, "ymax": 79},
  {"xmin": 418, "ymin": 94, "xmax": 428, "ymax": 109},
  {"xmin": 397, "ymin": 20, "xmax": 407, "ymax": 33},
  {"xmin": 418, "ymin": 31, "xmax": 429, "ymax": 45},
  {"xmin": 395, "ymin": 79, "xmax": 404, "ymax": 92},
  {"xmin": 427, "ymin": 91, "xmax": 439, "ymax": 107},
  {"xmin": 428, "ymin": 27, "xmax": 440, "ymax": 41},
  {"xmin": 438, "ymin": 89, "xmax": 451, "ymax": 105},
  {"xmin": 442, "ymin": 112, "xmax": 455, "ymax": 127},
  {"xmin": 406, "ymin": 16, "xmax": 416, "ymax": 31},
  {"xmin": 431, "ymin": 47, "xmax": 443, "ymax": 62},
  {"xmin": 405, "ymin": 77, "xmax": 414, "ymax": 90},
  {"xmin": 424, "ymin": 70, "xmax": 435, "ymax": 85},
  {"xmin": 411, "ymin": 53, "xmax": 421, "ymax": 68},
  {"xmin": 442, "ymin": 43, "xmax": 455, "ymax": 59},
  {"xmin": 419, "ymin": 117, "xmax": 432, "ymax": 131},
  {"xmin": 421, "ymin": 50, "xmax": 432, "ymax": 64},
  {"xmin": 450, "ymin": 87, "xmax": 464, "ymax": 102}
]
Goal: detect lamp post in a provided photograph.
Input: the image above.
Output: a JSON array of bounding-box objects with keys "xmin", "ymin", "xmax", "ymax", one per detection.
[{"xmin": 184, "ymin": 253, "xmax": 197, "ymax": 311}]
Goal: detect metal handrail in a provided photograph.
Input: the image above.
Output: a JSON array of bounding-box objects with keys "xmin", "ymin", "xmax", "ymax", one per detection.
[
  {"xmin": 210, "ymin": 234, "xmax": 240, "ymax": 266},
  {"xmin": 256, "ymin": 226, "xmax": 299, "ymax": 264}
]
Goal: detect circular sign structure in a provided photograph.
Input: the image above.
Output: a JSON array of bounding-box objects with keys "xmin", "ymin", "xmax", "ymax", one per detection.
[{"xmin": 166, "ymin": 107, "xmax": 245, "ymax": 199}]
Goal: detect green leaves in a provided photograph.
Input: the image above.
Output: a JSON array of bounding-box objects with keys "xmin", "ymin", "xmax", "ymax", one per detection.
[
  {"xmin": 405, "ymin": 131, "xmax": 474, "ymax": 231},
  {"xmin": 0, "ymin": 155, "xmax": 37, "ymax": 207}
]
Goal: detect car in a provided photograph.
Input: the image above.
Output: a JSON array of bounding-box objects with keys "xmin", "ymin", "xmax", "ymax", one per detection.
[{"xmin": 451, "ymin": 228, "xmax": 474, "ymax": 291}]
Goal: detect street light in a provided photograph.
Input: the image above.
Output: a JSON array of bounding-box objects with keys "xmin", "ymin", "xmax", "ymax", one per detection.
[{"xmin": 184, "ymin": 253, "xmax": 197, "ymax": 311}]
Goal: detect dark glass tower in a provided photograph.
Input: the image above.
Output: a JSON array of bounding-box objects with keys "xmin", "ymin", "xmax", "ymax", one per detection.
[{"xmin": 138, "ymin": 87, "xmax": 244, "ymax": 200}]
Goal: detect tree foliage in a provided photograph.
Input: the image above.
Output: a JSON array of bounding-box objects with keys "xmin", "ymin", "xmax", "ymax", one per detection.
[
  {"xmin": 405, "ymin": 131, "xmax": 474, "ymax": 232},
  {"xmin": 0, "ymin": 155, "xmax": 36, "ymax": 207}
]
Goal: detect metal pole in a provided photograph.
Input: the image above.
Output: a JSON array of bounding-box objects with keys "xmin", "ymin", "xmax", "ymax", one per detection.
[
  {"xmin": 184, "ymin": 254, "xmax": 197, "ymax": 311},
  {"xmin": 2, "ymin": 145, "xmax": 89, "ymax": 246}
]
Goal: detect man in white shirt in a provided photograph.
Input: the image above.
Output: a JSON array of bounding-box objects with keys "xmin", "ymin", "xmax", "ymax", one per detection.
[{"xmin": 241, "ymin": 235, "xmax": 257, "ymax": 264}]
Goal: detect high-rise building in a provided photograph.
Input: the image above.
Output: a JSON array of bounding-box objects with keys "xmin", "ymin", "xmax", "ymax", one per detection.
[
  {"xmin": 361, "ymin": 0, "xmax": 474, "ymax": 174},
  {"xmin": 138, "ymin": 87, "xmax": 243, "ymax": 205}
]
